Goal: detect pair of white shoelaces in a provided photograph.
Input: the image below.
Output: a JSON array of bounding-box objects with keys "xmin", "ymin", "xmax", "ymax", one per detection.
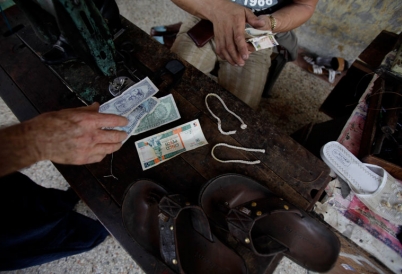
[{"xmin": 205, "ymin": 93, "xmax": 265, "ymax": 165}]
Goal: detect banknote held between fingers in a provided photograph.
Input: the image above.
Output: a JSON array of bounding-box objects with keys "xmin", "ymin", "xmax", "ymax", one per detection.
[
  {"xmin": 0, "ymin": 103, "xmax": 130, "ymax": 176},
  {"xmin": 84, "ymin": 102, "xmax": 129, "ymax": 128},
  {"xmin": 216, "ymin": 7, "xmax": 263, "ymax": 65},
  {"xmin": 25, "ymin": 103, "xmax": 129, "ymax": 165}
]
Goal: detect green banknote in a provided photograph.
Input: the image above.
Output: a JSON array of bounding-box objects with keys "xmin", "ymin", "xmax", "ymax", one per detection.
[{"xmin": 132, "ymin": 94, "xmax": 181, "ymax": 135}]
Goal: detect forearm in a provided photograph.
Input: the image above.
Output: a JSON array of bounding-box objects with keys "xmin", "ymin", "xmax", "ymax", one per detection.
[
  {"xmin": 271, "ymin": 0, "xmax": 318, "ymax": 33},
  {"xmin": 0, "ymin": 103, "xmax": 128, "ymax": 177},
  {"xmin": 0, "ymin": 122, "xmax": 42, "ymax": 177}
]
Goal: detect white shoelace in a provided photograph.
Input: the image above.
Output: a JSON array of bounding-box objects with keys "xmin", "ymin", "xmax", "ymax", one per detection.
[
  {"xmin": 205, "ymin": 93, "xmax": 247, "ymax": 135},
  {"xmin": 205, "ymin": 93, "xmax": 265, "ymax": 165},
  {"xmin": 211, "ymin": 143, "xmax": 266, "ymax": 165}
]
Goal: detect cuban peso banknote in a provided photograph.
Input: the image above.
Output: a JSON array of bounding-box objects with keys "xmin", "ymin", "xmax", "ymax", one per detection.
[
  {"xmin": 135, "ymin": 119, "xmax": 208, "ymax": 170},
  {"xmin": 115, "ymin": 97, "xmax": 159, "ymax": 138},
  {"xmin": 248, "ymin": 35, "xmax": 278, "ymax": 51},
  {"xmin": 99, "ymin": 77, "xmax": 158, "ymax": 116},
  {"xmin": 244, "ymin": 24, "xmax": 278, "ymax": 51},
  {"xmin": 132, "ymin": 94, "xmax": 181, "ymax": 135}
]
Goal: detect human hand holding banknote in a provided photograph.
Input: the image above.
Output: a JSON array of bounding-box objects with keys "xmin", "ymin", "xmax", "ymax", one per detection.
[
  {"xmin": 99, "ymin": 77, "xmax": 161, "ymax": 142},
  {"xmin": 245, "ymin": 24, "xmax": 278, "ymax": 52},
  {"xmin": 0, "ymin": 102, "xmax": 128, "ymax": 177}
]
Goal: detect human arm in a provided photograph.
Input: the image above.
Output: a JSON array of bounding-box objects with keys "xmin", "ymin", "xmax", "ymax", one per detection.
[
  {"xmin": 171, "ymin": 0, "xmax": 264, "ymax": 66},
  {"xmin": 0, "ymin": 103, "xmax": 128, "ymax": 177},
  {"xmin": 253, "ymin": 0, "xmax": 318, "ymax": 33}
]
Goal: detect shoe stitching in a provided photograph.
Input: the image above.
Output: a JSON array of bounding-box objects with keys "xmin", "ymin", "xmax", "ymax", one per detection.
[{"xmin": 227, "ymin": 209, "xmax": 254, "ymax": 231}]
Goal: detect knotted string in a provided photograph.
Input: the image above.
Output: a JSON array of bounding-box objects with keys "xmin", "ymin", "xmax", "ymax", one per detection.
[
  {"xmin": 211, "ymin": 143, "xmax": 265, "ymax": 165},
  {"xmin": 205, "ymin": 93, "xmax": 247, "ymax": 135}
]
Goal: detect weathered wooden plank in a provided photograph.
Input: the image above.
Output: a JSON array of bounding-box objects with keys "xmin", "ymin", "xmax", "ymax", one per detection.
[
  {"xmin": 358, "ymin": 30, "xmax": 399, "ymax": 69},
  {"xmin": 0, "ymin": 6, "xmax": 333, "ymax": 273},
  {"xmin": 7, "ymin": 20, "xmax": 314, "ymax": 209},
  {"xmin": 115, "ymin": 17, "xmax": 331, "ymax": 205},
  {"xmin": 177, "ymin": 83, "xmax": 331, "ymax": 206},
  {"xmin": 85, "ymin": 144, "xmax": 208, "ymax": 206},
  {"xmin": 0, "ymin": 5, "xmax": 28, "ymax": 36},
  {"xmin": 0, "ymin": 66, "xmax": 39, "ymax": 122},
  {"xmin": 0, "ymin": 33, "xmax": 84, "ymax": 112},
  {"xmin": 85, "ymin": 88, "xmax": 309, "ymax": 209},
  {"xmin": 8, "ymin": 14, "xmax": 328, "ymax": 208}
]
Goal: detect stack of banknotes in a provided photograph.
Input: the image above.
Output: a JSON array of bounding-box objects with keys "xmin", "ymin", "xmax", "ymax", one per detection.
[
  {"xmin": 100, "ymin": 77, "xmax": 207, "ymax": 170},
  {"xmin": 135, "ymin": 119, "xmax": 208, "ymax": 170},
  {"xmin": 99, "ymin": 77, "xmax": 181, "ymax": 142},
  {"xmin": 245, "ymin": 24, "xmax": 278, "ymax": 51}
]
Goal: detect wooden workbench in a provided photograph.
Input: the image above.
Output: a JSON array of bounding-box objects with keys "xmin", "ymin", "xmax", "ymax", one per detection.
[{"xmin": 0, "ymin": 5, "xmax": 333, "ymax": 273}]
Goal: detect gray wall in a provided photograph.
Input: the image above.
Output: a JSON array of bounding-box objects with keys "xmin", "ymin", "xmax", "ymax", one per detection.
[
  {"xmin": 117, "ymin": 0, "xmax": 402, "ymax": 64},
  {"xmin": 296, "ymin": 0, "xmax": 402, "ymax": 63}
]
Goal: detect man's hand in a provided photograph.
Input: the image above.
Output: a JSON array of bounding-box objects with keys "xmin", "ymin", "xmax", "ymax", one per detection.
[
  {"xmin": 0, "ymin": 103, "xmax": 128, "ymax": 177},
  {"xmin": 171, "ymin": 0, "xmax": 264, "ymax": 66},
  {"xmin": 208, "ymin": 1, "xmax": 264, "ymax": 66},
  {"xmin": 27, "ymin": 103, "xmax": 128, "ymax": 165}
]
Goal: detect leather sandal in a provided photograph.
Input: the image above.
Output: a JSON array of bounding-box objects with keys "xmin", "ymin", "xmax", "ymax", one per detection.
[
  {"xmin": 122, "ymin": 180, "xmax": 248, "ymax": 274},
  {"xmin": 199, "ymin": 174, "xmax": 341, "ymax": 272},
  {"xmin": 315, "ymin": 56, "xmax": 349, "ymax": 72},
  {"xmin": 303, "ymin": 55, "xmax": 349, "ymax": 72}
]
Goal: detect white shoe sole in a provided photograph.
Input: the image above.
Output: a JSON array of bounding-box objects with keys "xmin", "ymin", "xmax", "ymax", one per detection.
[
  {"xmin": 321, "ymin": 141, "xmax": 402, "ymax": 226},
  {"xmin": 320, "ymin": 141, "xmax": 381, "ymax": 194}
]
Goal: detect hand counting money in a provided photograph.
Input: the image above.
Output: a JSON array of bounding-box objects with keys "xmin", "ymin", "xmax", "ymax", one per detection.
[
  {"xmin": 135, "ymin": 119, "xmax": 208, "ymax": 170},
  {"xmin": 244, "ymin": 24, "xmax": 278, "ymax": 51},
  {"xmin": 99, "ymin": 77, "xmax": 161, "ymax": 142}
]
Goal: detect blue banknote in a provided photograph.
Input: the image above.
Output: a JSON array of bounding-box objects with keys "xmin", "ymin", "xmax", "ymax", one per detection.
[{"xmin": 99, "ymin": 77, "xmax": 158, "ymax": 116}]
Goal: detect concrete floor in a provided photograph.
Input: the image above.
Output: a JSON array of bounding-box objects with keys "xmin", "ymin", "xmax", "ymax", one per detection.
[{"xmin": 0, "ymin": 0, "xmax": 336, "ymax": 273}]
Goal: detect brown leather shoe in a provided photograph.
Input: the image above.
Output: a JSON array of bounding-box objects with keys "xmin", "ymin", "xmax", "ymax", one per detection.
[
  {"xmin": 122, "ymin": 180, "xmax": 248, "ymax": 274},
  {"xmin": 199, "ymin": 174, "xmax": 341, "ymax": 273}
]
